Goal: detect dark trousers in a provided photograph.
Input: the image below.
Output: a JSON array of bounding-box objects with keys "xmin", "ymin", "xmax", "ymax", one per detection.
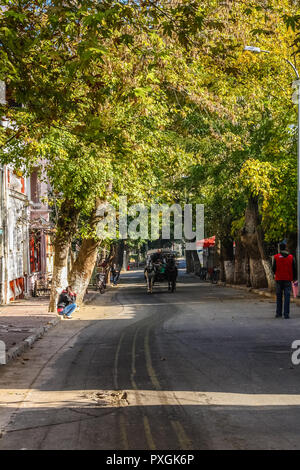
[
  {"xmin": 112, "ymin": 272, "xmax": 120, "ymax": 285},
  {"xmin": 276, "ymin": 281, "xmax": 291, "ymax": 317}
]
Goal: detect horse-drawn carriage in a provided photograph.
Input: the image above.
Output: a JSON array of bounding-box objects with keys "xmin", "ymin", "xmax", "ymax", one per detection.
[{"xmin": 144, "ymin": 249, "xmax": 178, "ymax": 294}]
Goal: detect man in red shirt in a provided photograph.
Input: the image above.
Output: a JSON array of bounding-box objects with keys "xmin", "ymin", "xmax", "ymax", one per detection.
[{"xmin": 272, "ymin": 242, "xmax": 297, "ymax": 319}]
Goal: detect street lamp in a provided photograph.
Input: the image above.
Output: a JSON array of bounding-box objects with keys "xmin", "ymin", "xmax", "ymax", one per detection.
[{"xmin": 244, "ymin": 45, "xmax": 300, "ymax": 295}]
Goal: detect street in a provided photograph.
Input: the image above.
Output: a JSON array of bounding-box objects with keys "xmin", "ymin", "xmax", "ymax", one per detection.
[{"xmin": 0, "ymin": 267, "xmax": 300, "ymax": 450}]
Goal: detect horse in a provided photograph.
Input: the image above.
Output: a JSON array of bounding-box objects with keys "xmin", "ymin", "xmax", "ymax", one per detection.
[
  {"xmin": 166, "ymin": 258, "xmax": 178, "ymax": 293},
  {"xmin": 144, "ymin": 261, "xmax": 159, "ymax": 294}
]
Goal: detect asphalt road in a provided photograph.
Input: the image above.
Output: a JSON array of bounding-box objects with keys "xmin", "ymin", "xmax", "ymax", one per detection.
[{"xmin": 0, "ymin": 267, "xmax": 300, "ymax": 450}]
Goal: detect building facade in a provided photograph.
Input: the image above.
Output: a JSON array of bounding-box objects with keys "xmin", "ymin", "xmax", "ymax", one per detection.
[
  {"xmin": 28, "ymin": 170, "xmax": 53, "ymax": 296},
  {"xmin": 0, "ymin": 165, "xmax": 5, "ymax": 303},
  {"xmin": 0, "ymin": 166, "xmax": 29, "ymax": 302},
  {"xmin": 0, "ymin": 165, "xmax": 53, "ymax": 304},
  {"xmin": 0, "ymin": 80, "xmax": 54, "ymax": 303}
]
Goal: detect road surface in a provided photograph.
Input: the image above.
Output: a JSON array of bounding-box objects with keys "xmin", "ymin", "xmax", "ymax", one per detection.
[{"xmin": 0, "ymin": 267, "xmax": 300, "ymax": 449}]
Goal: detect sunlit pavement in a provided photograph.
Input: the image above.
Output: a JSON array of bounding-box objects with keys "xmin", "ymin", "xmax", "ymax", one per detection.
[{"xmin": 0, "ymin": 268, "xmax": 300, "ymax": 450}]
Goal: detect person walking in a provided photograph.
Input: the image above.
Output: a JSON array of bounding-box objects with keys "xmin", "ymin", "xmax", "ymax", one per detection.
[
  {"xmin": 111, "ymin": 264, "xmax": 121, "ymax": 286},
  {"xmin": 57, "ymin": 285, "xmax": 77, "ymax": 319},
  {"xmin": 272, "ymin": 242, "xmax": 297, "ymax": 319}
]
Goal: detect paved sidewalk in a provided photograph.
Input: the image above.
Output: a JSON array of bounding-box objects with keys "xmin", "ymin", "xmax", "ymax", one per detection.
[
  {"xmin": 0, "ymin": 297, "xmax": 55, "ymax": 350},
  {"xmin": 0, "ymin": 297, "xmax": 59, "ymax": 363},
  {"xmin": 0, "ymin": 289, "xmax": 99, "ymax": 364},
  {"xmin": 218, "ymin": 281, "xmax": 300, "ymax": 307}
]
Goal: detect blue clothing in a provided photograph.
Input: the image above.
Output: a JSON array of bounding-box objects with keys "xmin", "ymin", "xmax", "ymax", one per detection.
[
  {"xmin": 276, "ymin": 281, "xmax": 291, "ymax": 318},
  {"xmin": 62, "ymin": 303, "xmax": 77, "ymax": 317}
]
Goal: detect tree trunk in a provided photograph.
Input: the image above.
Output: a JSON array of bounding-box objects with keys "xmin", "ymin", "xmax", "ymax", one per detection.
[
  {"xmin": 240, "ymin": 196, "xmax": 268, "ymax": 288},
  {"xmin": 49, "ymin": 200, "xmax": 80, "ymax": 312},
  {"xmin": 114, "ymin": 240, "xmax": 125, "ymax": 267},
  {"xmin": 192, "ymin": 250, "xmax": 201, "ymax": 275},
  {"xmin": 123, "ymin": 249, "xmax": 129, "ymax": 272},
  {"xmin": 69, "ymin": 197, "xmax": 117, "ymax": 304},
  {"xmin": 246, "ymin": 254, "xmax": 251, "ymax": 287},
  {"xmin": 185, "ymin": 249, "xmax": 194, "ymax": 273},
  {"xmin": 234, "ymin": 238, "xmax": 247, "ymax": 285},
  {"xmin": 69, "ymin": 237, "xmax": 101, "ymax": 304},
  {"xmin": 69, "ymin": 199, "xmax": 105, "ymax": 304},
  {"xmin": 256, "ymin": 225, "xmax": 275, "ymax": 291},
  {"xmin": 287, "ymin": 232, "xmax": 297, "ymax": 257},
  {"xmin": 219, "ymin": 257, "xmax": 225, "ymax": 283},
  {"xmin": 68, "ymin": 247, "xmax": 77, "ymax": 277},
  {"xmin": 220, "ymin": 237, "xmax": 234, "ymax": 284}
]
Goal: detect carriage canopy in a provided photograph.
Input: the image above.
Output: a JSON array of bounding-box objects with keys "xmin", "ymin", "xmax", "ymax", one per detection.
[{"xmin": 146, "ymin": 249, "xmax": 177, "ymax": 263}]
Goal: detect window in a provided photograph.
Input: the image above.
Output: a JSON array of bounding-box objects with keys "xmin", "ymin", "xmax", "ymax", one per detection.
[{"xmin": 30, "ymin": 171, "xmax": 40, "ymax": 203}]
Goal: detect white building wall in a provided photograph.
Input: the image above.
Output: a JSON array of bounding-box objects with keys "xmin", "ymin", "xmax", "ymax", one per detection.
[
  {"xmin": 3, "ymin": 167, "xmax": 30, "ymax": 303},
  {"xmin": 0, "ymin": 162, "xmax": 53, "ymax": 303},
  {"xmin": 0, "ymin": 166, "xmax": 5, "ymax": 304}
]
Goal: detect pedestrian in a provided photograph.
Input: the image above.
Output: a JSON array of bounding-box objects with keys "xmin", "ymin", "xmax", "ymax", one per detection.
[
  {"xmin": 272, "ymin": 242, "xmax": 297, "ymax": 319},
  {"xmin": 57, "ymin": 285, "xmax": 77, "ymax": 319},
  {"xmin": 111, "ymin": 264, "xmax": 120, "ymax": 286},
  {"xmin": 111, "ymin": 264, "xmax": 116, "ymax": 285}
]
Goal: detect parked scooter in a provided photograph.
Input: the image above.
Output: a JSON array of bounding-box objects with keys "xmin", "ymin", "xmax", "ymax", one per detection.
[{"xmin": 96, "ymin": 273, "xmax": 106, "ymax": 294}]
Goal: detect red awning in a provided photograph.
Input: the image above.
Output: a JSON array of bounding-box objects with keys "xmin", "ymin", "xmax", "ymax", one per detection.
[{"xmin": 197, "ymin": 235, "xmax": 215, "ymax": 248}]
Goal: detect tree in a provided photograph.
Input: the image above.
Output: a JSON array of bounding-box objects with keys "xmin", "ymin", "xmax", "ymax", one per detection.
[
  {"xmin": 0, "ymin": 0, "xmax": 208, "ymax": 307},
  {"xmin": 158, "ymin": 0, "xmax": 299, "ymax": 287},
  {"xmin": 2, "ymin": 0, "xmax": 298, "ymax": 299}
]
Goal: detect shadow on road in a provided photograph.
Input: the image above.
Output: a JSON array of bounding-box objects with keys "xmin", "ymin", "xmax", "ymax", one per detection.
[{"xmin": 1, "ymin": 269, "xmax": 300, "ymax": 449}]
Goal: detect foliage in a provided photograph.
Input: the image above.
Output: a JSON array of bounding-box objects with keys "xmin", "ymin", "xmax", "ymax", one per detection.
[{"xmin": 0, "ymin": 0, "xmax": 299, "ymax": 254}]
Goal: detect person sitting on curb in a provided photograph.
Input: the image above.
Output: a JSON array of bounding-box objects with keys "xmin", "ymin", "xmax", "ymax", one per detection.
[
  {"xmin": 272, "ymin": 242, "xmax": 297, "ymax": 319},
  {"xmin": 57, "ymin": 285, "xmax": 77, "ymax": 319}
]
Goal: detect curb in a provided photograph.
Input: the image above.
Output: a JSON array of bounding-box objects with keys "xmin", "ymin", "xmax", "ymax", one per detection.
[
  {"xmin": 2, "ymin": 291, "xmax": 108, "ymax": 365},
  {"xmin": 5, "ymin": 316, "xmax": 62, "ymax": 365},
  {"xmin": 218, "ymin": 282, "xmax": 274, "ymax": 298},
  {"xmin": 3, "ymin": 288, "xmax": 108, "ymax": 365},
  {"xmin": 217, "ymin": 281, "xmax": 300, "ymax": 306},
  {"xmin": 4, "ymin": 283, "xmax": 130, "ymax": 365}
]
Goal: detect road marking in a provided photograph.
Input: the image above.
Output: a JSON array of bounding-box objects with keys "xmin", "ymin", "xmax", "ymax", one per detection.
[
  {"xmin": 119, "ymin": 414, "xmax": 129, "ymax": 450},
  {"xmin": 131, "ymin": 328, "xmax": 139, "ymax": 390},
  {"xmin": 114, "ymin": 332, "xmax": 125, "ymax": 390},
  {"xmin": 144, "ymin": 326, "xmax": 161, "ymax": 391},
  {"xmin": 117, "ymin": 302, "xmax": 205, "ymax": 307},
  {"xmin": 171, "ymin": 420, "xmax": 193, "ymax": 450},
  {"xmin": 143, "ymin": 415, "xmax": 156, "ymax": 450},
  {"xmin": 130, "ymin": 327, "xmax": 157, "ymax": 450}
]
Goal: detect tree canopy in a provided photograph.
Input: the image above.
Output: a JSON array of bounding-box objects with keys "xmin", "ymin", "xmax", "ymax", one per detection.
[{"xmin": 0, "ymin": 0, "xmax": 299, "ymax": 294}]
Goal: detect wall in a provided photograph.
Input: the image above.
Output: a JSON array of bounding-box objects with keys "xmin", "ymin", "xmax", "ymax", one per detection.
[{"xmin": 4, "ymin": 167, "xmax": 29, "ymax": 302}]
